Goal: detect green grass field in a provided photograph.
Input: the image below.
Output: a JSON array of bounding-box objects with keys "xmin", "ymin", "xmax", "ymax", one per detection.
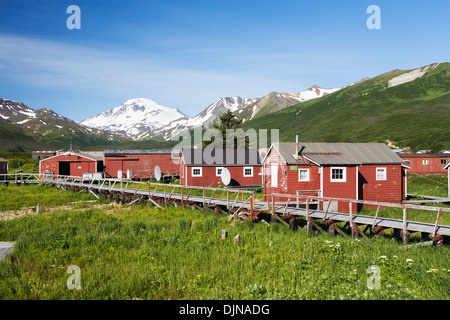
[{"xmin": 0, "ymin": 181, "xmax": 449, "ymax": 300}]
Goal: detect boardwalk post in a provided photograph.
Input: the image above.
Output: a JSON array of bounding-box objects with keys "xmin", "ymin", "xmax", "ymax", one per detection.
[
  {"xmin": 250, "ymin": 191, "xmax": 254, "ymax": 220},
  {"xmin": 402, "ymin": 207, "xmax": 410, "ymax": 245},
  {"xmin": 306, "ymin": 198, "xmax": 312, "ymax": 235},
  {"xmin": 349, "ymin": 201, "xmax": 356, "ymax": 239}
]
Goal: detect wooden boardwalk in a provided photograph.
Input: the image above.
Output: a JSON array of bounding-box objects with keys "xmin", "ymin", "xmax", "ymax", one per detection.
[
  {"xmin": 42, "ymin": 176, "xmax": 450, "ymax": 243},
  {"xmin": 1, "ymin": 173, "xmax": 449, "ymax": 245},
  {"xmin": 0, "ymin": 242, "xmax": 15, "ymax": 261}
]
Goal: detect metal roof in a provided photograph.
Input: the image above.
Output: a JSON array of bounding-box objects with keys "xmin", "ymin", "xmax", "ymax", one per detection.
[
  {"xmin": 181, "ymin": 148, "xmax": 262, "ymax": 166},
  {"xmin": 0, "ymin": 158, "xmax": 8, "ymax": 162},
  {"xmin": 77, "ymin": 151, "xmax": 104, "ymax": 161},
  {"xmin": 104, "ymin": 149, "xmax": 179, "ymax": 155},
  {"xmin": 274, "ymin": 142, "xmax": 402, "ymax": 165}
]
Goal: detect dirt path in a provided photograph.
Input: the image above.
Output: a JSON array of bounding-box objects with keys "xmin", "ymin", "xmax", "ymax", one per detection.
[{"xmin": 0, "ymin": 202, "xmax": 124, "ymax": 221}]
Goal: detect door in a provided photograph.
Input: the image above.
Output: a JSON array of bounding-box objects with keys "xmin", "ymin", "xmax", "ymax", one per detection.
[
  {"xmin": 271, "ymin": 164, "xmax": 278, "ymax": 188},
  {"xmin": 58, "ymin": 162, "xmax": 70, "ymax": 176}
]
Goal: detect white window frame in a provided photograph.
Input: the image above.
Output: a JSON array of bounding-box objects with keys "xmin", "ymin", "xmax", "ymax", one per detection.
[
  {"xmin": 376, "ymin": 167, "xmax": 387, "ymax": 181},
  {"xmin": 216, "ymin": 167, "xmax": 224, "ymax": 177},
  {"xmin": 192, "ymin": 167, "xmax": 202, "ymax": 177},
  {"xmin": 422, "ymin": 159, "xmax": 429, "ymax": 165},
  {"xmin": 330, "ymin": 167, "xmax": 346, "ymax": 182},
  {"xmin": 298, "ymin": 168, "xmax": 309, "ymax": 182},
  {"xmin": 243, "ymin": 167, "xmax": 253, "ymax": 177}
]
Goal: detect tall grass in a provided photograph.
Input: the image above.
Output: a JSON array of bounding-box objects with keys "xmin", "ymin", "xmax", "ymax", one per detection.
[
  {"xmin": 0, "ymin": 204, "xmax": 449, "ymax": 300},
  {"xmin": 0, "ymin": 184, "xmax": 98, "ymax": 211}
]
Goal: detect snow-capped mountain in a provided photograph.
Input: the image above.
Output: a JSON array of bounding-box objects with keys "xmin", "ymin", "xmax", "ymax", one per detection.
[
  {"xmin": 80, "ymin": 86, "xmax": 341, "ymax": 141},
  {"xmin": 80, "ymin": 98, "xmax": 187, "ymax": 139},
  {"xmin": 286, "ymin": 85, "xmax": 341, "ymax": 103},
  {"xmin": 156, "ymin": 96, "xmax": 258, "ymax": 140},
  {"xmin": 236, "ymin": 85, "xmax": 341, "ymax": 122}
]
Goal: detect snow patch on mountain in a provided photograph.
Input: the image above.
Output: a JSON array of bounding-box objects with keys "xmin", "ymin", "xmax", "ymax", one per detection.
[
  {"xmin": 388, "ymin": 63, "xmax": 439, "ymax": 88},
  {"xmin": 287, "ymin": 85, "xmax": 341, "ymax": 102}
]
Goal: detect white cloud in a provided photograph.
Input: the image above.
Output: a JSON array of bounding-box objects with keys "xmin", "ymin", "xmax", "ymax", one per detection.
[{"xmin": 0, "ymin": 32, "xmax": 298, "ymax": 117}]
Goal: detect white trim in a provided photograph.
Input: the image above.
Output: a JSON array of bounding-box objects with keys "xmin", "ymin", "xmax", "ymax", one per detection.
[
  {"xmin": 191, "ymin": 167, "xmax": 202, "ymax": 177},
  {"xmin": 356, "ymin": 166, "xmax": 359, "ymax": 200},
  {"xmin": 243, "ymin": 166, "xmax": 253, "ymax": 177},
  {"xmin": 301, "ymin": 155, "xmax": 321, "ymax": 167},
  {"xmin": 271, "ymin": 164, "xmax": 278, "ymax": 188},
  {"xmin": 330, "ymin": 167, "xmax": 346, "ymax": 182},
  {"xmin": 298, "ymin": 168, "xmax": 309, "ymax": 181},
  {"xmin": 39, "ymin": 151, "xmax": 98, "ymax": 163},
  {"xmin": 376, "ymin": 167, "xmax": 387, "ymax": 181},
  {"xmin": 263, "ymin": 144, "xmax": 287, "ymax": 165}
]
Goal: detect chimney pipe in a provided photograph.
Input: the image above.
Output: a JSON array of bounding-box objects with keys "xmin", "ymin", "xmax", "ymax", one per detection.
[{"xmin": 295, "ymin": 132, "xmax": 299, "ymax": 159}]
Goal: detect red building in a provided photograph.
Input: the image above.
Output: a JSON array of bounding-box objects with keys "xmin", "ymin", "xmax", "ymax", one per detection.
[
  {"xmin": 263, "ymin": 141, "xmax": 407, "ymax": 212},
  {"xmin": 0, "ymin": 158, "xmax": 8, "ymax": 180},
  {"xmin": 399, "ymin": 153, "xmax": 450, "ymax": 175},
  {"xmin": 39, "ymin": 151, "xmax": 104, "ymax": 178},
  {"xmin": 104, "ymin": 150, "xmax": 180, "ymax": 179},
  {"xmin": 179, "ymin": 148, "xmax": 263, "ymax": 187}
]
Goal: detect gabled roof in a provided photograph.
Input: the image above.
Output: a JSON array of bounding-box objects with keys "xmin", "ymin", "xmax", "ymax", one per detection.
[
  {"xmin": 271, "ymin": 142, "xmax": 402, "ymax": 165},
  {"xmin": 40, "ymin": 151, "xmax": 103, "ymax": 162},
  {"xmin": 181, "ymin": 148, "xmax": 262, "ymax": 166}
]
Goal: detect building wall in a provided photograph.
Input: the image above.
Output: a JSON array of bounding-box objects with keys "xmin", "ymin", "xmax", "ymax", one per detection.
[
  {"xmin": 358, "ymin": 164, "xmax": 404, "ymax": 203},
  {"xmin": 263, "ymin": 147, "xmax": 321, "ymax": 203},
  {"xmin": 181, "ymin": 164, "xmax": 262, "ymax": 187},
  {"xmin": 400, "ymin": 155, "xmax": 449, "ymax": 174},
  {"xmin": 105, "ymin": 153, "xmax": 179, "ymax": 178},
  {"xmin": 40, "ymin": 154, "xmax": 98, "ymax": 177},
  {"xmin": 321, "ymin": 165, "xmax": 358, "ymax": 212}
]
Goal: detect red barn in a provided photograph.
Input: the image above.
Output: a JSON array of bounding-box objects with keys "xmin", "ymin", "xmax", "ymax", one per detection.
[
  {"xmin": 399, "ymin": 153, "xmax": 450, "ymax": 175},
  {"xmin": 104, "ymin": 150, "xmax": 180, "ymax": 179},
  {"xmin": 179, "ymin": 148, "xmax": 263, "ymax": 187},
  {"xmin": 39, "ymin": 151, "xmax": 104, "ymax": 178},
  {"xmin": 0, "ymin": 158, "xmax": 8, "ymax": 180},
  {"xmin": 263, "ymin": 141, "xmax": 407, "ymax": 212}
]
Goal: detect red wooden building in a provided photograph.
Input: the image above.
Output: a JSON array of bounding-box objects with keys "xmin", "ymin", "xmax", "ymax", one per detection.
[
  {"xmin": 0, "ymin": 158, "xmax": 8, "ymax": 180},
  {"xmin": 39, "ymin": 151, "xmax": 104, "ymax": 178},
  {"xmin": 179, "ymin": 148, "xmax": 263, "ymax": 187},
  {"xmin": 399, "ymin": 153, "xmax": 450, "ymax": 175},
  {"xmin": 104, "ymin": 150, "xmax": 180, "ymax": 179},
  {"xmin": 263, "ymin": 141, "xmax": 407, "ymax": 212}
]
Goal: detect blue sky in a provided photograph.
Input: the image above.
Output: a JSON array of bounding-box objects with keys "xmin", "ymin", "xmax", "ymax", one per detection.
[{"xmin": 0, "ymin": 0, "xmax": 449, "ymax": 121}]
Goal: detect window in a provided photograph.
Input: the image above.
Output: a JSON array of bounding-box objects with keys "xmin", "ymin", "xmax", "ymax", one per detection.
[
  {"xmin": 330, "ymin": 167, "xmax": 346, "ymax": 182},
  {"xmin": 243, "ymin": 167, "xmax": 253, "ymax": 177},
  {"xmin": 298, "ymin": 169, "xmax": 309, "ymax": 181},
  {"xmin": 441, "ymin": 159, "xmax": 447, "ymax": 165},
  {"xmin": 404, "ymin": 159, "xmax": 411, "ymax": 165},
  {"xmin": 192, "ymin": 167, "xmax": 202, "ymax": 177},
  {"xmin": 422, "ymin": 159, "xmax": 429, "ymax": 165},
  {"xmin": 216, "ymin": 167, "xmax": 224, "ymax": 176},
  {"xmin": 376, "ymin": 167, "xmax": 387, "ymax": 181}
]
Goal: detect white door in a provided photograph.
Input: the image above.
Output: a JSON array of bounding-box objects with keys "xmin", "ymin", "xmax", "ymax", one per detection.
[{"xmin": 271, "ymin": 164, "xmax": 278, "ymax": 188}]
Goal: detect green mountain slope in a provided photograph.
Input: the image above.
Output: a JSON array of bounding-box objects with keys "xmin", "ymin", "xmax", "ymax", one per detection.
[
  {"xmin": 240, "ymin": 63, "xmax": 450, "ymax": 151},
  {"xmin": 0, "ymin": 100, "xmax": 128, "ymax": 152}
]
